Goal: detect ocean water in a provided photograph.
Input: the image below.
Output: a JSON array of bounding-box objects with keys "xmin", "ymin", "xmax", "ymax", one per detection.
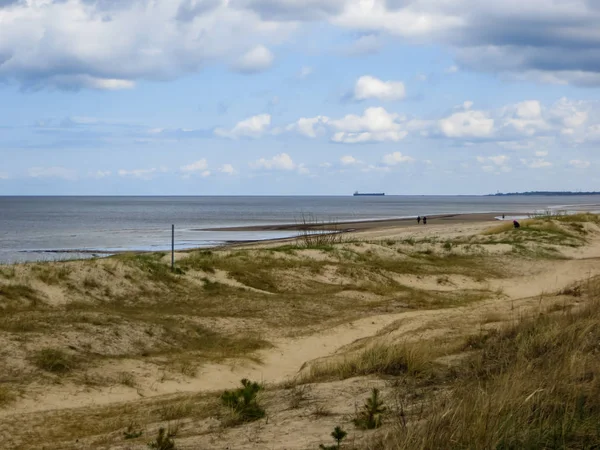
[{"xmin": 1, "ymin": 195, "xmax": 599, "ymax": 263}]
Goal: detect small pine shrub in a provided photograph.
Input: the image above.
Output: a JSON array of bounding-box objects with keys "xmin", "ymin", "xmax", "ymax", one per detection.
[
  {"xmin": 354, "ymin": 388, "xmax": 386, "ymax": 429},
  {"xmin": 319, "ymin": 426, "xmax": 347, "ymax": 450},
  {"xmin": 148, "ymin": 427, "xmax": 176, "ymax": 450},
  {"xmin": 221, "ymin": 378, "xmax": 265, "ymax": 423}
]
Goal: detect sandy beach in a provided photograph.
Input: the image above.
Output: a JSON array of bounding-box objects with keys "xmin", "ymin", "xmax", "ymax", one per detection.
[{"xmin": 1, "ymin": 213, "xmax": 600, "ymax": 449}]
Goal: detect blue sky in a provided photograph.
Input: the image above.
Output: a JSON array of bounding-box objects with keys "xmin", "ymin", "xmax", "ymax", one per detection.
[{"xmin": 1, "ymin": 0, "xmax": 600, "ymax": 195}]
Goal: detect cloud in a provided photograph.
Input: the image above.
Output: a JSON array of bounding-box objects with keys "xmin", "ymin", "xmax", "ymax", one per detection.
[
  {"xmin": 251, "ymin": 152, "xmax": 296, "ymax": 170},
  {"xmin": 220, "ymin": 164, "xmax": 237, "ymax": 175},
  {"xmin": 439, "ymin": 110, "xmax": 495, "ymax": 138},
  {"xmin": 332, "ymin": 1, "xmax": 600, "ymax": 86},
  {"xmin": 354, "ymin": 75, "xmax": 406, "ymax": 101},
  {"xmin": 180, "ymin": 159, "xmax": 209, "ymax": 174},
  {"xmin": 330, "ymin": 107, "xmax": 408, "ymax": 143},
  {"xmin": 0, "ymin": 171, "xmax": 10, "ymax": 180},
  {"xmin": 285, "ymin": 116, "xmax": 330, "ymax": 138},
  {"xmin": 340, "ymin": 155, "xmax": 361, "ymax": 165},
  {"xmin": 89, "ymin": 170, "xmax": 112, "ymax": 179},
  {"xmin": 569, "ymin": 160, "xmax": 591, "ymax": 169},
  {"xmin": 520, "ymin": 158, "xmax": 552, "ymax": 169},
  {"xmin": 535, "ymin": 150, "xmax": 548, "ymax": 157},
  {"xmin": 382, "ymin": 152, "xmax": 414, "ymax": 165},
  {"xmin": 28, "ymin": 166, "xmax": 77, "ymax": 180},
  {"xmin": 476, "ymin": 155, "xmax": 511, "ymax": 172},
  {"xmin": 445, "ymin": 65, "xmax": 459, "ymax": 74},
  {"xmin": 232, "ymin": 45, "xmax": 274, "ymax": 73},
  {"xmin": 230, "ymin": 0, "xmax": 348, "ymax": 21},
  {"xmin": 3, "ymin": 1, "xmax": 600, "ymax": 89},
  {"xmin": 118, "ymin": 168, "xmax": 159, "ymax": 180},
  {"xmin": 0, "ymin": 1, "xmax": 289, "ymax": 89},
  {"xmin": 215, "ymin": 114, "xmax": 271, "ymax": 139}
]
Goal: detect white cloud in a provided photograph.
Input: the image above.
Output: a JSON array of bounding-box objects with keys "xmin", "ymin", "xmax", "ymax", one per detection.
[
  {"xmin": 89, "ymin": 170, "xmax": 112, "ymax": 179},
  {"xmin": 118, "ymin": 168, "xmax": 158, "ymax": 180},
  {"xmin": 201, "ymin": 170, "xmax": 211, "ymax": 177},
  {"xmin": 28, "ymin": 166, "xmax": 77, "ymax": 180},
  {"xmin": 488, "ymin": 155, "xmax": 509, "ymax": 166},
  {"xmin": 0, "ymin": 1, "xmax": 292, "ymax": 89},
  {"xmin": 382, "ymin": 152, "xmax": 414, "ymax": 165},
  {"xmin": 569, "ymin": 160, "xmax": 591, "ymax": 169},
  {"xmin": 439, "ymin": 110, "xmax": 495, "ymax": 138},
  {"xmin": 286, "ymin": 116, "xmax": 330, "ymax": 138},
  {"xmin": 233, "ymin": 45, "xmax": 274, "ymax": 73},
  {"xmin": 463, "ymin": 101, "xmax": 474, "ymax": 110},
  {"xmin": 445, "ymin": 65, "xmax": 459, "ymax": 74},
  {"xmin": 220, "ymin": 164, "xmax": 237, "ymax": 175},
  {"xmin": 330, "ymin": 107, "xmax": 408, "ymax": 143},
  {"xmin": 251, "ymin": 153, "xmax": 296, "ymax": 170},
  {"xmin": 0, "ymin": 172, "xmax": 10, "ymax": 180},
  {"xmin": 180, "ymin": 159, "xmax": 209, "ymax": 174},
  {"xmin": 535, "ymin": 150, "xmax": 548, "ymax": 157},
  {"xmin": 354, "ymin": 75, "xmax": 406, "ymax": 101},
  {"xmin": 520, "ymin": 158, "xmax": 552, "ymax": 169},
  {"xmin": 476, "ymin": 155, "xmax": 511, "ymax": 172},
  {"xmin": 346, "ymin": 34, "xmax": 383, "ymax": 55},
  {"xmin": 340, "ymin": 155, "xmax": 361, "ymax": 165},
  {"xmin": 215, "ymin": 114, "xmax": 271, "ymax": 139}
]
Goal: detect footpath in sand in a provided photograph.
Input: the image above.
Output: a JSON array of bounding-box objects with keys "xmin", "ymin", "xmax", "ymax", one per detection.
[{"xmin": 1, "ymin": 215, "xmax": 600, "ymax": 449}]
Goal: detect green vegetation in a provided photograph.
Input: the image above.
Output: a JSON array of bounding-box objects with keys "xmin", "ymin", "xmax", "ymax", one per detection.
[
  {"xmin": 221, "ymin": 379, "xmax": 265, "ymax": 423},
  {"xmin": 354, "ymin": 388, "xmax": 386, "ymax": 430},
  {"xmin": 319, "ymin": 426, "xmax": 347, "ymax": 450}
]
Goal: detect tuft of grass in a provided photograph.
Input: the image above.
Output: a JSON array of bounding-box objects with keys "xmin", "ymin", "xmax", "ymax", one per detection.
[
  {"xmin": 157, "ymin": 401, "xmax": 194, "ymax": 421},
  {"xmin": 0, "ymin": 265, "xmax": 17, "ymax": 279},
  {"xmin": 303, "ymin": 343, "xmax": 429, "ymax": 383},
  {"xmin": 148, "ymin": 427, "xmax": 176, "ymax": 450},
  {"xmin": 380, "ymin": 279, "xmax": 600, "ymax": 450},
  {"xmin": 31, "ymin": 348, "xmax": 75, "ymax": 373},
  {"xmin": 33, "ymin": 264, "xmax": 71, "ymax": 285},
  {"xmin": 82, "ymin": 275, "xmax": 101, "ymax": 289},
  {"xmin": 0, "ymin": 284, "xmax": 43, "ymax": 309}
]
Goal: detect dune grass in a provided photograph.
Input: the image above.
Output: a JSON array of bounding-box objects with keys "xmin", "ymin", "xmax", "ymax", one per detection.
[
  {"xmin": 301, "ymin": 343, "xmax": 431, "ymax": 383},
  {"xmin": 374, "ymin": 278, "xmax": 600, "ymax": 450}
]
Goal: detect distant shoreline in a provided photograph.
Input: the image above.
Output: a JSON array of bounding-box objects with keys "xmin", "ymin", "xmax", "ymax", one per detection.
[{"xmin": 488, "ymin": 191, "xmax": 600, "ymax": 196}]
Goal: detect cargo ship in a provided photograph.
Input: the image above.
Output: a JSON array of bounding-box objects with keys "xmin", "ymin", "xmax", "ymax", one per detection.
[{"xmin": 353, "ymin": 191, "xmax": 385, "ymax": 196}]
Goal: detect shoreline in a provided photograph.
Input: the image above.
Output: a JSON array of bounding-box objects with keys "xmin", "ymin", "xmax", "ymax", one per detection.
[
  {"xmin": 2, "ymin": 212, "xmax": 509, "ymax": 264},
  {"xmin": 198, "ymin": 212, "xmax": 506, "ymax": 232}
]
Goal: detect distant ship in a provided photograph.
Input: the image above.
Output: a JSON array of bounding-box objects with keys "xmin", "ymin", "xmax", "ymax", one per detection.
[{"xmin": 353, "ymin": 191, "xmax": 385, "ymax": 196}]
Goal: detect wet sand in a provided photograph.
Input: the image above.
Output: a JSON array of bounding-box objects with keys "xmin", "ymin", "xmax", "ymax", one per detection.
[{"xmin": 199, "ymin": 212, "xmax": 506, "ymax": 233}]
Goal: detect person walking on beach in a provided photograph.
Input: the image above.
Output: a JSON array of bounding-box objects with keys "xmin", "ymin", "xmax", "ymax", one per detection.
[
  {"xmin": 417, "ymin": 216, "xmax": 421, "ymax": 224},
  {"xmin": 423, "ymin": 216, "xmax": 427, "ymax": 225},
  {"xmin": 513, "ymin": 220, "xmax": 520, "ymax": 229}
]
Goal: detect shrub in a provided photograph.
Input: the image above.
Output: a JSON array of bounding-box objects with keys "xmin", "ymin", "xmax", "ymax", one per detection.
[
  {"xmin": 32, "ymin": 348, "xmax": 75, "ymax": 373},
  {"xmin": 319, "ymin": 426, "xmax": 347, "ymax": 450},
  {"xmin": 221, "ymin": 378, "xmax": 265, "ymax": 423}
]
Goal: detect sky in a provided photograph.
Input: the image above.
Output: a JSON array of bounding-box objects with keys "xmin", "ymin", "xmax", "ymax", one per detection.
[{"xmin": 1, "ymin": 0, "xmax": 600, "ymax": 195}]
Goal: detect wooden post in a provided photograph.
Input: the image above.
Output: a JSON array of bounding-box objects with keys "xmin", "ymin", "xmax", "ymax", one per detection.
[{"xmin": 171, "ymin": 224, "xmax": 175, "ymax": 272}]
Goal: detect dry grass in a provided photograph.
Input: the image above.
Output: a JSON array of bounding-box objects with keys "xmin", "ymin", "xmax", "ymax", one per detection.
[
  {"xmin": 31, "ymin": 348, "xmax": 76, "ymax": 373},
  {"xmin": 301, "ymin": 343, "xmax": 431, "ymax": 383},
  {"xmin": 374, "ymin": 278, "xmax": 600, "ymax": 450}
]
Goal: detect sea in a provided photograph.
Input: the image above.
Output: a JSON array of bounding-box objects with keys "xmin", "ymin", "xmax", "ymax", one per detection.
[{"xmin": 1, "ymin": 195, "xmax": 600, "ymax": 264}]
